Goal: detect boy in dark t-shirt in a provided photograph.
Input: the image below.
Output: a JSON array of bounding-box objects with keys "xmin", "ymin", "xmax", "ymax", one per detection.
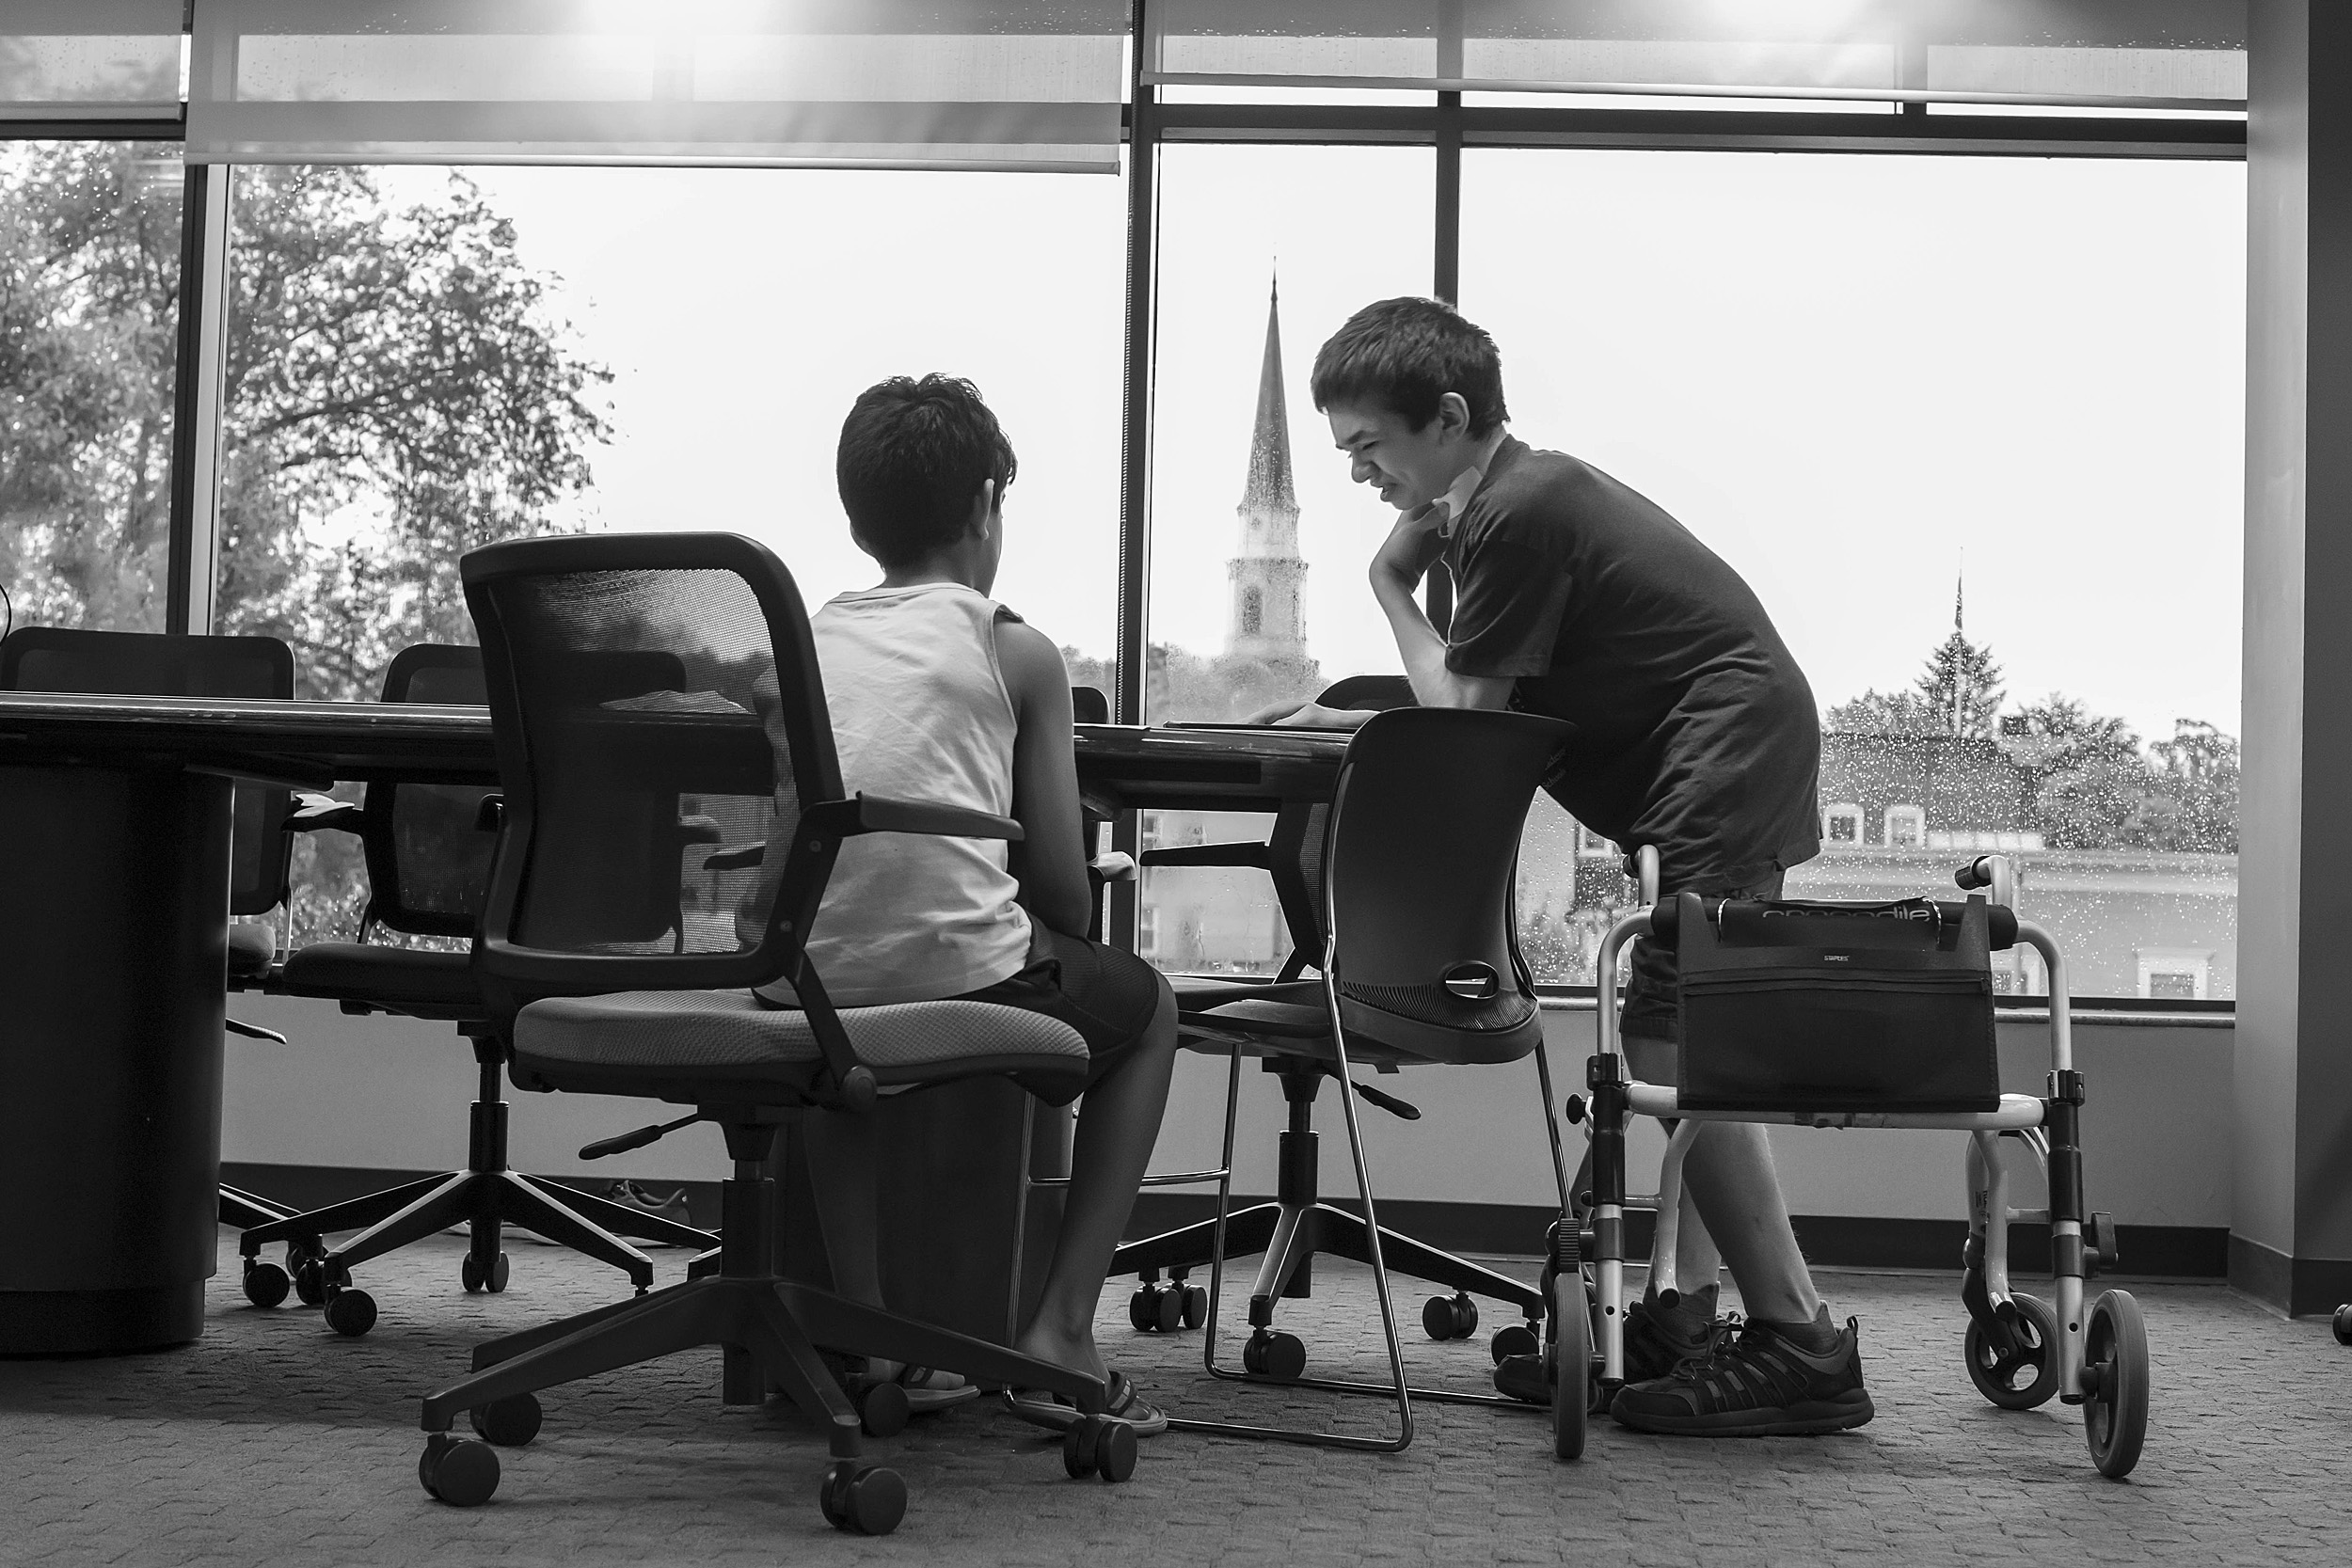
[{"xmin": 1263, "ymin": 295, "xmax": 1871, "ymax": 1437}]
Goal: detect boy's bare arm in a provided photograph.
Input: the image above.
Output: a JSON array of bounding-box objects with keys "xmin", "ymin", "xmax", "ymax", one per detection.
[{"xmin": 996, "ymin": 618, "xmax": 1093, "ymax": 939}]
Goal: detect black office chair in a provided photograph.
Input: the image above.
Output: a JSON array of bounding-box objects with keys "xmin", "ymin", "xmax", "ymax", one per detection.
[
  {"xmin": 237, "ymin": 643, "xmax": 716, "ymax": 1334},
  {"xmin": 407, "ymin": 531, "xmax": 1140, "ymax": 1528},
  {"xmin": 1112, "ymin": 705, "xmax": 1574, "ymax": 1449},
  {"xmin": 0, "ymin": 626, "xmax": 304, "ymax": 1232}
]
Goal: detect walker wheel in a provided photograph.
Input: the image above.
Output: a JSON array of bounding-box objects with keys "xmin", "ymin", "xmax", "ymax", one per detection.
[
  {"xmin": 1490, "ymin": 1322, "xmax": 1540, "ymax": 1364},
  {"xmin": 1551, "ymin": 1270, "xmax": 1590, "ymax": 1462},
  {"xmin": 242, "ymin": 1260, "xmax": 292, "ymax": 1309},
  {"xmin": 419, "ymin": 1434, "xmax": 501, "ymax": 1507},
  {"xmin": 819, "ymin": 1461, "xmax": 905, "ymax": 1535},
  {"xmin": 857, "ymin": 1381, "xmax": 911, "ymax": 1438},
  {"xmin": 1128, "ymin": 1285, "xmax": 1159, "ymax": 1332},
  {"xmin": 1964, "ymin": 1293, "xmax": 2061, "ymax": 1411},
  {"xmin": 468, "ymin": 1393, "xmax": 543, "ymax": 1447},
  {"xmin": 323, "ymin": 1287, "xmax": 377, "ymax": 1338},
  {"xmin": 1180, "ymin": 1284, "xmax": 1207, "ymax": 1329},
  {"xmin": 2082, "ymin": 1290, "xmax": 2150, "ymax": 1479},
  {"xmin": 1422, "ymin": 1292, "xmax": 1478, "ymax": 1341},
  {"xmin": 2333, "ymin": 1305, "xmax": 2352, "ymax": 1346}
]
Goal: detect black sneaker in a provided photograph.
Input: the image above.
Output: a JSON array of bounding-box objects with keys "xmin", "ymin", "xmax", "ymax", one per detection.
[
  {"xmin": 1492, "ymin": 1294, "xmax": 1724, "ymax": 1404},
  {"xmin": 1610, "ymin": 1313, "xmax": 1874, "ymax": 1436}
]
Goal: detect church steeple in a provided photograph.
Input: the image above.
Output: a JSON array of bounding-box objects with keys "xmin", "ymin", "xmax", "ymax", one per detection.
[{"xmin": 1227, "ymin": 271, "xmax": 1309, "ymax": 664}]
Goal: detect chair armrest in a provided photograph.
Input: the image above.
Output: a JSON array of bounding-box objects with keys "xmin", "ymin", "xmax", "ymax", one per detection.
[
  {"xmin": 803, "ymin": 793, "xmax": 1025, "ymax": 842},
  {"xmin": 703, "ymin": 842, "xmax": 766, "ymax": 871},
  {"xmin": 474, "ymin": 795, "xmax": 504, "ymax": 832},
  {"xmin": 1140, "ymin": 841, "xmax": 1271, "ymax": 869},
  {"xmin": 676, "ymin": 814, "xmax": 723, "ymax": 844},
  {"xmin": 1089, "ymin": 851, "xmax": 1137, "ymax": 883},
  {"xmin": 284, "ymin": 791, "xmax": 364, "ymax": 835}
]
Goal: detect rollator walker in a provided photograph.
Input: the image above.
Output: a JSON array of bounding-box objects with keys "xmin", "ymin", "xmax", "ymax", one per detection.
[{"xmin": 1543, "ymin": 848, "xmax": 2151, "ymax": 1479}]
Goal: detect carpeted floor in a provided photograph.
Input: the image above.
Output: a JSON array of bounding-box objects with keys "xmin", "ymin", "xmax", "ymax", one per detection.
[{"xmin": 2, "ymin": 1231, "xmax": 2346, "ymax": 1566}]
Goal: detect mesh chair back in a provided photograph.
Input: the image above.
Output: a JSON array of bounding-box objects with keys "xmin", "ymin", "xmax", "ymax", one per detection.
[
  {"xmin": 362, "ymin": 644, "xmax": 494, "ymax": 937},
  {"xmin": 0, "ymin": 626, "xmax": 296, "ymax": 917},
  {"xmin": 462, "ymin": 532, "xmax": 838, "ymax": 997},
  {"xmin": 1318, "ymin": 708, "xmax": 1570, "ymax": 1028}
]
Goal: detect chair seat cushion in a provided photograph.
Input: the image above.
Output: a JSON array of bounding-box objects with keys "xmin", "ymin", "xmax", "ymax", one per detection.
[
  {"xmin": 278, "ymin": 943, "xmax": 483, "ymax": 1019},
  {"xmin": 1176, "ymin": 977, "xmax": 1541, "ymax": 1068},
  {"xmin": 512, "ymin": 990, "xmax": 1091, "ymax": 1105}
]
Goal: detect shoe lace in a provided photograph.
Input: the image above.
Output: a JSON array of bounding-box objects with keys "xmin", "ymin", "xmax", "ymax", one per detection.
[{"xmin": 1667, "ymin": 1310, "xmax": 1744, "ymax": 1373}]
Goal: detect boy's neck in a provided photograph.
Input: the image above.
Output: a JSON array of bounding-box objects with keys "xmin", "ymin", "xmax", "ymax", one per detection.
[{"xmin": 876, "ymin": 546, "xmax": 992, "ymax": 595}]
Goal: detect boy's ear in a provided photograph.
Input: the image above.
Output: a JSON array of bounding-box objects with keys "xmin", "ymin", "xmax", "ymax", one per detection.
[
  {"xmin": 1435, "ymin": 391, "xmax": 1472, "ymax": 438},
  {"xmin": 965, "ymin": 480, "xmax": 996, "ymax": 538}
]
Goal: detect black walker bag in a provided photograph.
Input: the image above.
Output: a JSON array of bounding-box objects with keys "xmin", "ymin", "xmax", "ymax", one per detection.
[{"xmin": 1665, "ymin": 890, "xmax": 2006, "ymax": 1115}]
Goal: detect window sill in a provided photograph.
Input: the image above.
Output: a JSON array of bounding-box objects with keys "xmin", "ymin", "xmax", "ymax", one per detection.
[{"xmin": 1532, "ymin": 990, "xmax": 2234, "ymax": 1030}]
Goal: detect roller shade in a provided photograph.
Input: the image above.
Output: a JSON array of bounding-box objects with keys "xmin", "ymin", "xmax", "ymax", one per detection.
[
  {"xmin": 187, "ymin": 0, "xmax": 1127, "ymax": 171},
  {"xmin": 1145, "ymin": 0, "xmax": 2247, "ymax": 110},
  {"xmin": 0, "ymin": 0, "xmax": 183, "ymax": 119}
]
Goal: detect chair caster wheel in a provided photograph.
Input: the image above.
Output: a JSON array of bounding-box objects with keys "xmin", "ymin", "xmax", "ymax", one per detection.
[
  {"xmin": 1242, "ymin": 1329, "xmax": 1306, "ymax": 1380},
  {"xmin": 461, "ymin": 1252, "xmax": 511, "ymax": 1294},
  {"xmin": 242, "ymin": 1259, "xmax": 292, "ymax": 1309},
  {"xmin": 1964, "ymin": 1292, "xmax": 2060, "ymax": 1411},
  {"xmin": 1062, "ymin": 1415, "xmax": 1137, "ymax": 1482},
  {"xmin": 1178, "ymin": 1282, "xmax": 1207, "ymax": 1329},
  {"xmin": 468, "ymin": 1392, "xmax": 542, "ymax": 1447},
  {"xmin": 857, "ymin": 1381, "xmax": 911, "ymax": 1438},
  {"xmin": 419, "ymin": 1433, "xmax": 501, "ymax": 1506},
  {"xmin": 1422, "ymin": 1291, "xmax": 1478, "ymax": 1341},
  {"xmin": 820, "ymin": 1461, "xmax": 906, "ymax": 1535},
  {"xmin": 1128, "ymin": 1280, "xmax": 1184, "ymax": 1334},
  {"xmin": 1490, "ymin": 1322, "xmax": 1539, "ymax": 1364},
  {"xmin": 290, "ymin": 1245, "xmax": 332, "ymax": 1308},
  {"xmin": 323, "ymin": 1286, "xmax": 377, "ymax": 1338},
  {"xmin": 2334, "ymin": 1304, "xmax": 2352, "ymax": 1346}
]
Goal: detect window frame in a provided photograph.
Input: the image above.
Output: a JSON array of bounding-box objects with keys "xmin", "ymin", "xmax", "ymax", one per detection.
[{"xmin": 5, "ymin": 7, "xmax": 2249, "ymax": 1006}]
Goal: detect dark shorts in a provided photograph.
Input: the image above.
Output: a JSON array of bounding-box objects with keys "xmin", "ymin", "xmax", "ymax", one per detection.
[
  {"xmin": 956, "ymin": 924, "xmax": 1168, "ymax": 1090},
  {"xmin": 1619, "ymin": 867, "xmax": 1787, "ymax": 1048}
]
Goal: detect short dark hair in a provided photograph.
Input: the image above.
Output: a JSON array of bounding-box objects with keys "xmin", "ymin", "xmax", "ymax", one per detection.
[
  {"xmin": 1310, "ymin": 296, "xmax": 1508, "ymax": 437},
  {"xmin": 835, "ymin": 374, "xmax": 1018, "ymax": 566}
]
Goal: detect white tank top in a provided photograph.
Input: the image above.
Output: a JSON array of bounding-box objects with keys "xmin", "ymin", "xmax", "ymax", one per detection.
[{"xmin": 759, "ymin": 581, "xmax": 1034, "ymax": 1007}]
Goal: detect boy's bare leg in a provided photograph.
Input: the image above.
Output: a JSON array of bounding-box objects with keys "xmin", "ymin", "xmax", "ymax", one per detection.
[
  {"xmin": 1676, "ymin": 1181, "xmax": 1723, "ymax": 1302},
  {"xmin": 1678, "ymin": 1121, "xmax": 1818, "ymax": 1324},
  {"xmin": 1012, "ymin": 976, "xmax": 1181, "ymax": 1384},
  {"xmin": 1625, "ymin": 1035, "xmax": 1817, "ymax": 1326}
]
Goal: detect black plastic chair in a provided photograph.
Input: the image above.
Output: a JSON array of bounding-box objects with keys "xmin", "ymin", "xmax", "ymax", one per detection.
[
  {"xmin": 1113, "ymin": 705, "xmax": 1574, "ymax": 1449},
  {"xmin": 408, "ymin": 531, "xmax": 1138, "ymax": 1528},
  {"xmin": 0, "ymin": 626, "xmax": 302, "ymax": 1230},
  {"xmin": 238, "ymin": 644, "xmax": 716, "ymax": 1333}
]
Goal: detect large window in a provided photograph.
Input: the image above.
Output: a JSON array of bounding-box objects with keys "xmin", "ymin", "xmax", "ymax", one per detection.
[
  {"xmin": 0, "ymin": 142, "xmax": 183, "ymax": 634},
  {"xmin": 1137, "ymin": 143, "xmax": 1432, "ymax": 974},
  {"xmin": 1463, "ymin": 150, "xmax": 2246, "ymax": 998},
  {"xmin": 213, "ymin": 162, "xmax": 1124, "ymax": 939}
]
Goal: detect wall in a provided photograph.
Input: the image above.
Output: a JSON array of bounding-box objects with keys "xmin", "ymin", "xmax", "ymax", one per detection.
[{"xmin": 225, "ymin": 991, "xmax": 2233, "ymax": 1259}]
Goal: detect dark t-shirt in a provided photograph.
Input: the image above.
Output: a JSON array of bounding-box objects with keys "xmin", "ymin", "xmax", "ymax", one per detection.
[{"xmin": 1443, "ymin": 437, "xmax": 1820, "ymax": 889}]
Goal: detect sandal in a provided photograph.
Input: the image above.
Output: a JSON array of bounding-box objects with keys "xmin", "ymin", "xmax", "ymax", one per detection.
[
  {"xmin": 1003, "ymin": 1370, "xmax": 1168, "ymax": 1437},
  {"xmin": 849, "ymin": 1361, "xmax": 977, "ymax": 1415}
]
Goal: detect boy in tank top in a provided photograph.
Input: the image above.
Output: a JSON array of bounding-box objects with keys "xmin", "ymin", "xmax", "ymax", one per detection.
[{"xmin": 753, "ymin": 373, "xmax": 1178, "ymax": 1431}]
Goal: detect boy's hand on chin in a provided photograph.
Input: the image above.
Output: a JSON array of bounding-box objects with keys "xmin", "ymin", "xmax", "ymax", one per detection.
[{"xmin": 1370, "ymin": 503, "xmax": 1446, "ymax": 590}]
